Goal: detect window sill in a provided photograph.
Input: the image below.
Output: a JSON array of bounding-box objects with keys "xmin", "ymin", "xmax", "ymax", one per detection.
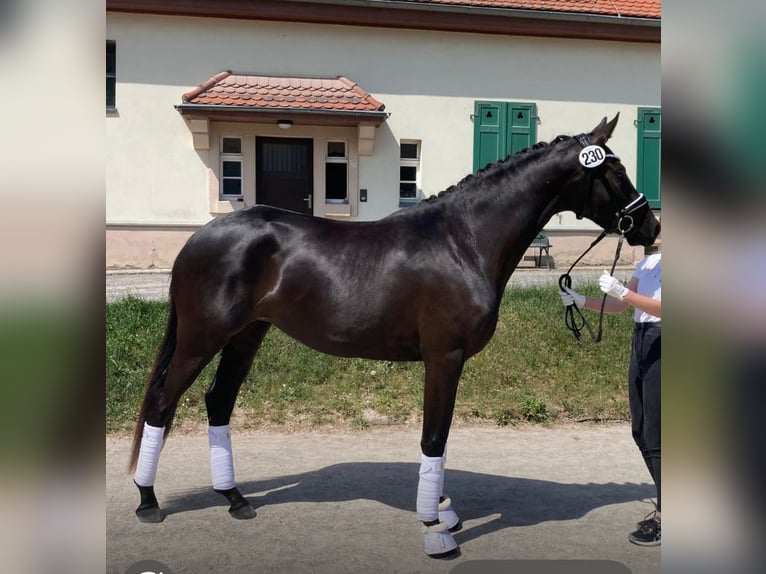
[
  {"xmin": 210, "ymin": 199, "xmax": 245, "ymax": 215},
  {"xmin": 106, "ymin": 107, "xmax": 119, "ymax": 117},
  {"xmin": 324, "ymin": 202, "xmax": 352, "ymax": 217}
]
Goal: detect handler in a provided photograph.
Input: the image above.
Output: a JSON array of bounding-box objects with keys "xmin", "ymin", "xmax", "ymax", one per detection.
[{"xmin": 559, "ymin": 242, "xmax": 661, "ymax": 546}]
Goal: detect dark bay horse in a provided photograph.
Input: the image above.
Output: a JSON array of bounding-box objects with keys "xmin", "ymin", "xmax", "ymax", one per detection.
[{"xmin": 128, "ymin": 114, "xmax": 659, "ymax": 558}]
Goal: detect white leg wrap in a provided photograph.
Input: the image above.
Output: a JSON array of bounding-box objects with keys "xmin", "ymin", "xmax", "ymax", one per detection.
[
  {"xmin": 422, "ymin": 521, "xmax": 458, "ymax": 557},
  {"xmin": 416, "ymin": 454, "xmax": 445, "ymax": 522},
  {"xmin": 438, "ymin": 496, "xmax": 460, "ymax": 530},
  {"xmin": 134, "ymin": 423, "xmax": 165, "ymax": 487},
  {"xmin": 209, "ymin": 425, "xmax": 235, "ymax": 490}
]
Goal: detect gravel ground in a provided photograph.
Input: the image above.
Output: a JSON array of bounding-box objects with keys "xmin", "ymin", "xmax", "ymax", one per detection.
[{"xmin": 107, "ymin": 425, "xmax": 660, "ymax": 574}]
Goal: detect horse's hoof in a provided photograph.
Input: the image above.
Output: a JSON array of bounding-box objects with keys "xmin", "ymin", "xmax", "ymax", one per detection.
[
  {"xmin": 428, "ymin": 546, "xmax": 461, "ymax": 560},
  {"xmin": 438, "ymin": 496, "xmax": 461, "ymax": 533},
  {"xmin": 215, "ymin": 487, "xmax": 256, "ymax": 520},
  {"xmin": 135, "ymin": 505, "xmax": 164, "ymax": 523},
  {"xmin": 134, "ymin": 482, "xmax": 163, "ymax": 523},
  {"xmin": 228, "ymin": 502, "xmax": 256, "ymax": 520},
  {"xmin": 423, "ymin": 521, "xmax": 459, "ymax": 559}
]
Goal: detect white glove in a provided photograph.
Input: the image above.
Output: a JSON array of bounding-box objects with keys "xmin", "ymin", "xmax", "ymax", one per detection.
[
  {"xmin": 599, "ymin": 271, "xmax": 629, "ymax": 300},
  {"xmin": 559, "ymin": 286, "xmax": 585, "ymax": 308}
]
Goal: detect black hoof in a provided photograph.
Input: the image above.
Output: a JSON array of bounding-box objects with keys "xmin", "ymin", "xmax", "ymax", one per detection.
[
  {"xmin": 449, "ymin": 521, "xmax": 463, "ymax": 533},
  {"xmin": 134, "ymin": 482, "xmax": 163, "ymax": 523},
  {"xmin": 135, "ymin": 505, "xmax": 164, "ymax": 523},
  {"xmin": 428, "ymin": 547, "xmax": 461, "ymax": 560},
  {"xmin": 229, "ymin": 503, "xmax": 257, "ymax": 520},
  {"xmin": 215, "ymin": 487, "xmax": 256, "ymax": 520}
]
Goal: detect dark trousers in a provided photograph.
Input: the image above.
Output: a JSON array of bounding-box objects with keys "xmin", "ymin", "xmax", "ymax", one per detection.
[{"xmin": 628, "ymin": 322, "xmax": 661, "ymax": 511}]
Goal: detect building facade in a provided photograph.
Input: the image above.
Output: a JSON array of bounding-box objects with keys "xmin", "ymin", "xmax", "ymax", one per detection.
[{"xmin": 106, "ymin": 0, "xmax": 661, "ymax": 269}]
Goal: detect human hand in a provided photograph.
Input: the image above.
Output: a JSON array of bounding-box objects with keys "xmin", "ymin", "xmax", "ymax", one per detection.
[
  {"xmin": 559, "ymin": 286, "xmax": 585, "ymax": 308},
  {"xmin": 599, "ymin": 271, "xmax": 629, "ymax": 300}
]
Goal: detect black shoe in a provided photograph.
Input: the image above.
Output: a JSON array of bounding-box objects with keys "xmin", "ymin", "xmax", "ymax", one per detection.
[
  {"xmin": 629, "ymin": 516, "xmax": 661, "ymax": 547},
  {"xmin": 636, "ymin": 510, "xmax": 657, "ymax": 529}
]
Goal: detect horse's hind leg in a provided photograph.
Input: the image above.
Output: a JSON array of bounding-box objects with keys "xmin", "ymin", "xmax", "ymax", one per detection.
[
  {"xmin": 418, "ymin": 349, "xmax": 465, "ymax": 559},
  {"xmin": 205, "ymin": 321, "xmax": 270, "ymax": 519},
  {"xmin": 134, "ymin": 333, "xmax": 227, "ymax": 523}
]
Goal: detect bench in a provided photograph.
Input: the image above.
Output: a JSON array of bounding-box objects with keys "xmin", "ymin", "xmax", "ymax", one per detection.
[{"xmin": 528, "ymin": 232, "xmax": 552, "ymax": 269}]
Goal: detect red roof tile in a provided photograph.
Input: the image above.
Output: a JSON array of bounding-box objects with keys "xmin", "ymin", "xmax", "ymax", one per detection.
[
  {"xmin": 182, "ymin": 72, "xmax": 386, "ymax": 112},
  {"xmin": 404, "ymin": 0, "xmax": 660, "ymax": 19}
]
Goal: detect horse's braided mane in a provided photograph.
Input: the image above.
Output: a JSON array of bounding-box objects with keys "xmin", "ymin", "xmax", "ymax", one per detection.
[{"xmin": 418, "ymin": 134, "xmax": 571, "ymax": 205}]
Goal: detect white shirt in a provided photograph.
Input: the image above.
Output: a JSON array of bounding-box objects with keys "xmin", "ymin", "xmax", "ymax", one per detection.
[{"xmin": 631, "ymin": 252, "xmax": 661, "ymax": 323}]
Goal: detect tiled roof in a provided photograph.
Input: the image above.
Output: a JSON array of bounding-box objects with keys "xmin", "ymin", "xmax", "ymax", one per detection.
[
  {"xmin": 182, "ymin": 72, "xmax": 386, "ymax": 113},
  {"xmin": 404, "ymin": 0, "xmax": 660, "ymax": 19}
]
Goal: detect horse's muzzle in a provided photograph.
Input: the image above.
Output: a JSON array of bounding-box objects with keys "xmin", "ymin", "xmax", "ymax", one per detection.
[{"xmin": 625, "ymin": 218, "xmax": 660, "ymax": 247}]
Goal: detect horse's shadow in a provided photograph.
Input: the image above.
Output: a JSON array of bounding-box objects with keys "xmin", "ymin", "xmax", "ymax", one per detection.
[{"xmin": 161, "ymin": 463, "xmax": 652, "ymax": 545}]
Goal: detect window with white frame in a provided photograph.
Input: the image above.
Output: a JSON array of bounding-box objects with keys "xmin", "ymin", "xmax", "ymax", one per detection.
[
  {"xmin": 399, "ymin": 141, "xmax": 420, "ymax": 207},
  {"xmin": 220, "ymin": 137, "xmax": 243, "ymax": 199},
  {"xmin": 325, "ymin": 141, "xmax": 348, "ymax": 204}
]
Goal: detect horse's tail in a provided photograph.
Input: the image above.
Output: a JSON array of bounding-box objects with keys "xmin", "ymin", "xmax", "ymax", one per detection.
[{"xmin": 128, "ymin": 292, "xmax": 178, "ymax": 474}]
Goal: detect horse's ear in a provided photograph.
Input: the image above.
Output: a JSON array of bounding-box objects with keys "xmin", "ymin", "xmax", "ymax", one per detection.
[{"xmin": 590, "ymin": 113, "xmax": 620, "ymax": 144}]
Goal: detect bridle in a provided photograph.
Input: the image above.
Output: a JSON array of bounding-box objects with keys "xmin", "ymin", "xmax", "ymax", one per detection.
[{"xmin": 559, "ymin": 133, "xmax": 649, "ymax": 342}]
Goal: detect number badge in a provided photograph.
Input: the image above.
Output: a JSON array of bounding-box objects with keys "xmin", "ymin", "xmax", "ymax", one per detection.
[{"xmin": 579, "ymin": 145, "xmax": 606, "ymax": 168}]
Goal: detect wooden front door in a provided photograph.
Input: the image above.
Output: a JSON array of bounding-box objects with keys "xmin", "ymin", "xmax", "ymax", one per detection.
[{"xmin": 256, "ymin": 137, "xmax": 313, "ymax": 214}]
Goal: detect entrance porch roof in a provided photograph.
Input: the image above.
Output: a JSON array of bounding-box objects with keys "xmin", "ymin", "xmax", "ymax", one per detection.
[{"xmin": 176, "ymin": 71, "xmax": 389, "ymax": 127}]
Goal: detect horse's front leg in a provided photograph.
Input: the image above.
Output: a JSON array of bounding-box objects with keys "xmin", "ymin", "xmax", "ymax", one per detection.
[{"xmin": 418, "ymin": 349, "xmax": 465, "ymax": 559}]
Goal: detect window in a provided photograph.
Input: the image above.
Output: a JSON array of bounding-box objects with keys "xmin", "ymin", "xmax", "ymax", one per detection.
[
  {"xmin": 220, "ymin": 137, "xmax": 243, "ymax": 198},
  {"xmin": 106, "ymin": 41, "xmax": 116, "ymax": 110},
  {"xmin": 399, "ymin": 141, "xmax": 420, "ymax": 207},
  {"xmin": 325, "ymin": 141, "xmax": 348, "ymax": 204}
]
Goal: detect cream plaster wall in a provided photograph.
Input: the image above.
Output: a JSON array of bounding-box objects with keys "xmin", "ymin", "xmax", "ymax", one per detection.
[{"xmin": 106, "ymin": 13, "xmax": 659, "ymax": 266}]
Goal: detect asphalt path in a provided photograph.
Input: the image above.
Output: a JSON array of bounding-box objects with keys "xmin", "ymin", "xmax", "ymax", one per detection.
[{"xmin": 107, "ymin": 425, "xmax": 659, "ymax": 574}]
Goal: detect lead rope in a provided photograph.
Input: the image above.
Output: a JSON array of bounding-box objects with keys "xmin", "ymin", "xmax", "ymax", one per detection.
[{"xmin": 559, "ymin": 232, "xmax": 624, "ymax": 342}]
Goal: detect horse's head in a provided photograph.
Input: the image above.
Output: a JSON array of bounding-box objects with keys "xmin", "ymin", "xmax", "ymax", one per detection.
[{"xmin": 559, "ymin": 114, "xmax": 660, "ymax": 246}]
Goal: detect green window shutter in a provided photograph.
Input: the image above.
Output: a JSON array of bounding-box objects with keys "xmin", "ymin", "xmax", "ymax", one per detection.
[
  {"xmin": 473, "ymin": 101, "xmax": 506, "ymax": 172},
  {"xmin": 473, "ymin": 101, "xmax": 537, "ymax": 172},
  {"xmin": 507, "ymin": 102, "xmax": 537, "ymax": 155},
  {"xmin": 636, "ymin": 107, "xmax": 661, "ymax": 209}
]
